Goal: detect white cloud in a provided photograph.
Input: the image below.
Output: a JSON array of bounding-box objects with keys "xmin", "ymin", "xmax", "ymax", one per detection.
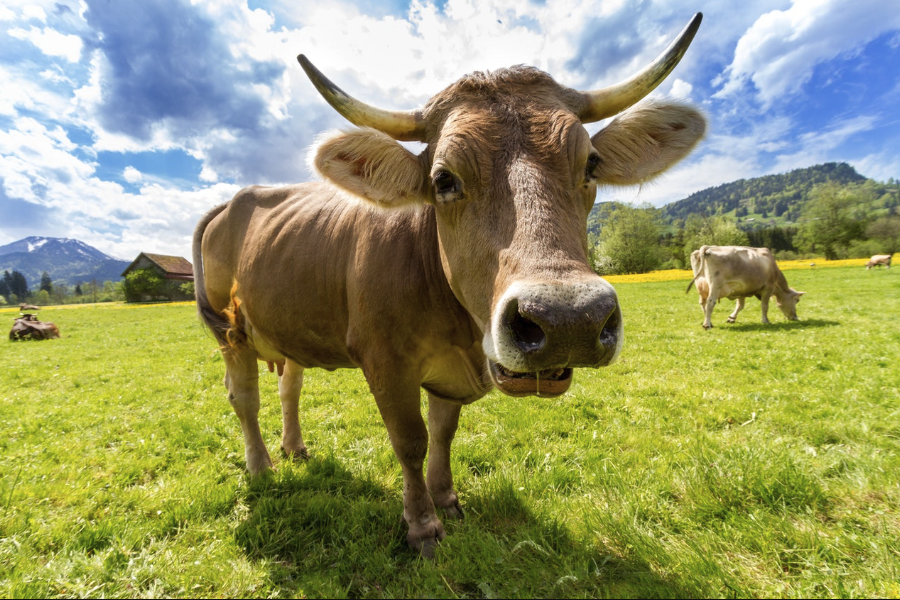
[
  {"xmin": 22, "ymin": 4, "xmax": 47, "ymax": 21},
  {"xmin": 4, "ymin": 0, "xmax": 899, "ymax": 256},
  {"xmin": 852, "ymin": 152, "xmax": 900, "ymax": 182},
  {"xmin": 597, "ymin": 152, "xmax": 763, "ymax": 207},
  {"xmin": 773, "ymin": 114, "xmax": 879, "ymax": 172},
  {"xmin": 199, "ymin": 165, "xmax": 219, "ymax": 182},
  {"xmin": 0, "ymin": 115, "xmax": 240, "ymax": 258},
  {"xmin": 716, "ymin": 0, "xmax": 900, "ymax": 107},
  {"xmin": 123, "ymin": 166, "xmax": 142, "ymax": 183},
  {"xmin": 669, "ymin": 78, "xmax": 693, "ymax": 101},
  {"xmin": 8, "ymin": 26, "xmax": 83, "ymax": 62}
]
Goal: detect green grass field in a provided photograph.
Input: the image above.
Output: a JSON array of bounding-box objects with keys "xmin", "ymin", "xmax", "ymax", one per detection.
[{"xmin": 1, "ymin": 266, "xmax": 898, "ymax": 598}]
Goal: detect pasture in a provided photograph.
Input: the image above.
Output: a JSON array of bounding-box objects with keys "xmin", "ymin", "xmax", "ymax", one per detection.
[{"xmin": 1, "ymin": 266, "xmax": 898, "ymax": 598}]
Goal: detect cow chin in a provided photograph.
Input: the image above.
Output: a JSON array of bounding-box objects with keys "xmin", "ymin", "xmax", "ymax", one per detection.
[{"xmin": 488, "ymin": 360, "xmax": 574, "ymax": 398}]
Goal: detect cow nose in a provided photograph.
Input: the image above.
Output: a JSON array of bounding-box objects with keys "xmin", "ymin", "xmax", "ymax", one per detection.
[
  {"xmin": 506, "ymin": 299, "xmax": 547, "ymax": 354},
  {"xmin": 494, "ymin": 280, "xmax": 622, "ymax": 370}
]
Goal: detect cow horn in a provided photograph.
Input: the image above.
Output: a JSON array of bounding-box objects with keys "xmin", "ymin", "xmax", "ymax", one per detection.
[
  {"xmin": 298, "ymin": 55, "xmax": 426, "ymax": 142},
  {"xmin": 578, "ymin": 13, "xmax": 702, "ymax": 123}
]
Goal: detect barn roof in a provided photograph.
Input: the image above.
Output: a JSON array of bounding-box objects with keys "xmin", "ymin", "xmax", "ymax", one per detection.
[{"xmin": 122, "ymin": 253, "xmax": 194, "ymax": 280}]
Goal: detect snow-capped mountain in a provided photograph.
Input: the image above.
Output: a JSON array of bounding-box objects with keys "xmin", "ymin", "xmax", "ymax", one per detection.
[
  {"xmin": 0, "ymin": 237, "xmax": 130, "ymax": 288},
  {"xmin": 0, "ymin": 236, "xmax": 122, "ymax": 261}
]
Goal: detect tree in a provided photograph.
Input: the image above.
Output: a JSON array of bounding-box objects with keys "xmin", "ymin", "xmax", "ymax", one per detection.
[
  {"xmin": 40, "ymin": 271, "xmax": 53, "ymax": 294},
  {"xmin": 37, "ymin": 289, "xmax": 51, "ymax": 305},
  {"xmin": 798, "ymin": 182, "xmax": 866, "ymax": 260},
  {"xmin": 88, "ymin": 278, "xmax": 100, "ymax": 303},
  {"xmin": 594, "ymin": 203, "xmax": 664, "ymax": 274},
  {"xmin": 75, "ymin": 283, "xmax": 83, "ymax": 297},
  {"xmin": 866, "ymin": 216, "xmax": 900, "ymax": 255},
  {"xmin": 53, "ymin": 282, "xmax": 69, "ymax": 305},
  {"xmin": 10, "ymin": 270, "xmax": 29, "ymax": 299},
  {"xmin": 0, "ymin": 271, "xmax": 9, "ymax": 300},
  {"xmin": 123, "ymin": 268, "xmax": 164, "ymax": 302},
  {"xmin": 683, "ymin": 214, "xmax": 749, "ymax": 257}
]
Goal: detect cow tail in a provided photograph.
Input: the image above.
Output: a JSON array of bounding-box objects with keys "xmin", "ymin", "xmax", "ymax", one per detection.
[
  {"xmin": 685, "ymin": 247, "xmax": 707, "ymax": 294},
  {"xmin": 193, "ymin": 202, "xmax": 244, "ymax": 349},
  {"xmin": 685, "ymin": 274, "xmax": 699, "ymax": 294}
]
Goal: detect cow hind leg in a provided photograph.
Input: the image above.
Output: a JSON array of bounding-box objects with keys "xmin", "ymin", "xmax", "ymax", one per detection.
[
  {"xmin": 426, "ymin": 394, "xmax": 463, "ymax": 519},
  {"xmin": 278, "ymin": 359, "xmax": 308, "ymax": 459},
  {"xmin": 726, "ymin": 297, "xmax": 745, "ymax": 323},
  {"xmin": 702, "ymin": 292, "xmax": 717, "ymax": 329},
  {"xmin": 224, "ymin": 346, "xmax": 273, "ymax": 475}
]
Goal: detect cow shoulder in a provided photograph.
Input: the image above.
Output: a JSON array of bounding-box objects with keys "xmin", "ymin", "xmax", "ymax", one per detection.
[{"xmin": 589, "ymin": 100, "xmax": 705, "ymax": 185}]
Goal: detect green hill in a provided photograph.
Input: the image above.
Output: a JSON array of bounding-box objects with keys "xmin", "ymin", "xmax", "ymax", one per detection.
[
  {"xmin": 589, "ymin": 162, "xmax": 899, "ymax": 235},
  {"xmin": 661, "ymin": 162, "xmax": 869, "ymax": 224}
]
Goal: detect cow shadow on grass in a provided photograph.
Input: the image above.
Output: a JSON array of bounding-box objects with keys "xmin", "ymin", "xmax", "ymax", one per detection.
[
  {"xmin": 234, "ymin": 455, "xmax": 701, "ymax": 598},
  {"xmin": 722, "ymin": 318, "xmax": 840, "ymax": 333}
]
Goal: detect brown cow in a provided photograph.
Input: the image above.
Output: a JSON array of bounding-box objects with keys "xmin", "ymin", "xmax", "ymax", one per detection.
[
  {"xmin": 865, "ymin": 254, "xmax": 892, "ymax": 269},
  {"xmin": 194, "ymin": 14, "xmax": 706, "ymax": 554},
  {"xmin": 687, "ymin": 246, "xmax": 804, "ymax": 329},
  {"xmin": 10, "ymin": 314, "xmax": 60, "ymax": 340}
]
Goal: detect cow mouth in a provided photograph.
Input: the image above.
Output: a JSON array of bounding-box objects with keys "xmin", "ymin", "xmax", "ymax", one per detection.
[{"xmin": 489, "ymin": 361, "xmax": 573, "ymax": 398}]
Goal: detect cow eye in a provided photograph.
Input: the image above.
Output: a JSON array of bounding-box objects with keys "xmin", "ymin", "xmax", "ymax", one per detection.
[
  {"xmin": 432, "ymin": 170, "xmax": 462, "ymax": 203},
  {"xmin": 585, "ymin": 153, "xmax": 602, "ymax": 183}
]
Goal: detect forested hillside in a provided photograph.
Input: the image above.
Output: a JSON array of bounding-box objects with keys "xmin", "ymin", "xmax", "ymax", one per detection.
[
  {"xmin": 586, "ymin": 163, "xmax": 900, "ymax": 274},
  {"xmin": 660, "ymin": 162, "xmax": 893, "ymax": 224}
]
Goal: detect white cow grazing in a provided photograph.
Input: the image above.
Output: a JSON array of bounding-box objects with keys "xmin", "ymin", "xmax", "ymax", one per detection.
[
  {"xmin": 687, "ymin": 246, "xmax": 805, "ymax": 329},
  {"xmin": 865, "ymin": 255, "xmax": 892, "ymax": 269}
]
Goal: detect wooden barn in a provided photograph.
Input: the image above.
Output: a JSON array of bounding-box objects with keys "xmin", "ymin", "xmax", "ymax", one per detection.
[{"xmin": 121, "ymin": 253, "xmax": 194, "ymax": 302}]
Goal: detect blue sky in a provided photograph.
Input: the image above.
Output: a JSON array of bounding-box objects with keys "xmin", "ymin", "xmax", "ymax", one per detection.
[{"xmin": 1, "ymin": 0, "xmax": 898, "ymax": 260}]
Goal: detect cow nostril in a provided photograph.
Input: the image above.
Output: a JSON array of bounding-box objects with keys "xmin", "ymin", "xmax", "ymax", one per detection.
[
  {"xmin": 599, "ymin": 305, "xmax": 621, "ymax": 344},
  {"xmin": 510, "ymin": 309, "xmax": 546, "ymax": 354}
]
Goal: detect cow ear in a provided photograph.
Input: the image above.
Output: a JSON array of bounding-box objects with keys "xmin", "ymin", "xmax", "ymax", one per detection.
[
  {"xmin": 312, "ymin": 128, "xmax": 429, "ymax": 207},
  {"xmin": 590, "ymin": 101, "xmax": 706, "ymax": 186}
]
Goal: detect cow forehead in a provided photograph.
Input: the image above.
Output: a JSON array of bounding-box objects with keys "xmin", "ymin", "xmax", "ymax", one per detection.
[
  {"xmin": 423, "ymin": 66, "xmax": 582, "ymax": 119},
  {"xmin": 427, "ymin": 102, "xmax": 590, "ymax": 179}
]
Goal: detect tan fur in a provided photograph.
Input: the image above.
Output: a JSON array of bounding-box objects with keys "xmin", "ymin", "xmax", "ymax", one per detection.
[
  {"xmin": 866, "ymin": 254, "xmax": 891, "ymax": 269},
  {"xmin": 591, "ymin": 101, "xmax": 706, "ymax": 185},
  {"xmin": 314, "ymin": 128, "xmax": 427, "ymax": 207},
  {"xmin": 196, "ymin": 62, "xmax": 706, "ymax": 555},
  {"xmin": 219, "ymin": 280, "xmax": 247, "ymax": 349},
  {"xmin": 690, "ymin": 246, "xmax": 805, "ymax": 329}
]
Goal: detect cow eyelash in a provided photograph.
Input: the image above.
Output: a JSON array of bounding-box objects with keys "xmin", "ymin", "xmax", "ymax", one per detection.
[
  {"xmin": 584, "ymin": 154, "xmax": 602, "ymax": 183},
  {"xmin": 432, "ymin": 170, "xmax": 463, "ymax": 203}
]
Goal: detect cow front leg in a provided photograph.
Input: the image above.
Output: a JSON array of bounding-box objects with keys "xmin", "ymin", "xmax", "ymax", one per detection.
[
  {"xmin": 760, "ymin": 290, "xmax": 772, "ymax": 324},
  {"xmin": 726, "ymin": 297, "xmax": 745, "ymax": 323},
  {"xmin": 427, "ymin": 394, "xmax": 463, "ymax": 519},
  {"xmin": 367, "ymin": 376, "xmax": 444, "ymax": 556},
  {"xmin": 224, "ymin": 347, "xmax": 273, "ymax": 475},
  {"xmin": 278, "ymin": 359, "xmax": 308, "ymax": 459}
]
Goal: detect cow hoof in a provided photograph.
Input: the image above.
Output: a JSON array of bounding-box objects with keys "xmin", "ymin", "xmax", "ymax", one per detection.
[
  {"xmin": 702, "ymin": 324, "xmax": 713, "ymax": 330},
  {"xmin": 417, "ymin": 538, "xmax": 439, "ymax": 559},
  {"xmin": 441, "ymin": 500, "xmax": 464, "ymax": 520},
  {"xmin": 726, "ymin": 318, "xmax": 735, "ymax": 323},
  {"xmin": 281, "ymin": 445, "xmax": 310, "ymax": 460},
  {"xmin": 247, "ymin": 455, "xmax": 275, "ymax": 476},
  {"xmin": 407, "ymin": 518, "xmax": 446, "ymax": 559}
]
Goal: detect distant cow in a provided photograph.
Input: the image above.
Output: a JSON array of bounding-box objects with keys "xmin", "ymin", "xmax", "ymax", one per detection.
[
  {"xmin": 865, "ymin": 255, "xmax": 891, "ymax": 269},
  {"xmin": 10, "ymin": 314, "xmax": 60, "ymax": 340},
  {"xmin": 19, "ymin": 303, "xmax": 40, "ymax": 311},
  {"xmin": 687, "ymin": 246, "xmax": 805, "ymax": 329}
]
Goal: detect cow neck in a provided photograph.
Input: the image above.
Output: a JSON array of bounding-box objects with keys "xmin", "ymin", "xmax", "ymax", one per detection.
[{"xmin": 415, "ymin": 204, "xmax": 483, "ymax": 340}]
